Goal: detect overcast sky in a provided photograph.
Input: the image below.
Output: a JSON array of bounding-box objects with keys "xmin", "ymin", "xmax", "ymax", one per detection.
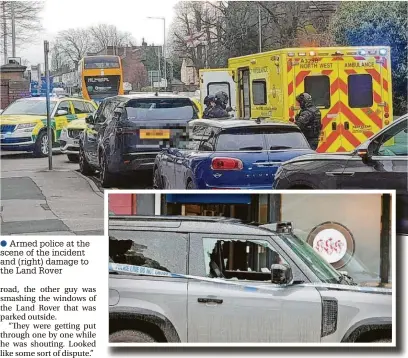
[{"xmin": 18, "ymin": 0, "xmax": 180, "ymax": 67}]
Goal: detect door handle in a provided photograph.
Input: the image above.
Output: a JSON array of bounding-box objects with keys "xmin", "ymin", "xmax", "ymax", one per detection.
[
  {"xmin": 332, "ymin": 122, "xmax": 337, "ymax": 130},
  {"xmin": 197, "ymin": 298, "xmax": 223, "ymax": 304},
  {"xmin": 326, "ymin": 172, "xmax": 355, "ymax": 177}
]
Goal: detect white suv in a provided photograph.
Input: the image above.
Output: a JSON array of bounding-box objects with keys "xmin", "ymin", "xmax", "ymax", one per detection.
[{"xmin": 109, "ymin": 216, "xmax": 393, "ymax": 344}]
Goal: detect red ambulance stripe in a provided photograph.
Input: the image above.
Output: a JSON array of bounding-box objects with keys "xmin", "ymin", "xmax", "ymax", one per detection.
[
  {"xmin": 363, "ymin": 131, "xmax": 374, "ymax": 137},
  {"xmin": 353, "ymin": 56, "xmax": 366, "ymax": 61},
  {"xmin": 343, "ymin": 105, "xmax": 382, "ymax": 134},
  {"xmin": 332, "ymin": 57, "xmax": 344, "ymax": 61},
  {"xmin": 295, "ymin": 71, "xmax": 310, "ymax": 87},
  {"xmin": 288, "ymin": 81, "xmax": 293, "ymax": 96},
  {"xmin": 337, "ymin": 146, "xmax": 347, "ymax": 152},
  {"xmin": 373, "ymin": 91, "xmax": 382, "ymax": 104},
  {"xmin": 317, "ymin": 130, "xmax": 339, "ymax": 153},
  {"xmin": 366, "ymin": 68, "xmax": 381, "ymax": 85},
  {"xmin": 338, "ymin": 78, "xmax": 348, "ymax": 95},
  {"xmin": 321, "ymin": 70, "xmax": 333, "ymax": 76},
  {"xmin": 382, "ymin": 58, "xmax": 388, "ymax": 70},
  {"xmin": 365, "ymin": 109, "xmax": 383, "ymax": 129},
  {"xmin": 383, "ymin": 79, "xmax": 389, "ymax": 92},
  {"xmin": 330, "ymin": 78, "xmax": 339, "ymax": 96},
  {"xmin": 341, "ymin": 124, "xmax": 361, "ymax": 147},
  {"xmin": 287, "ymin": 61, "xmax": 292, "ymax": 73},
  {"xmin": 321, "ymin": 102, "xmax": 341, "ymax": 130},
  {"xmin": 345, "ymin": 69, "xmax": 357, "ymax": 75}
]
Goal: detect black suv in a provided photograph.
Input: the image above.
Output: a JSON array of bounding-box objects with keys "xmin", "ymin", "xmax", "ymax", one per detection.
[
  {"xmin": 272, "ymin": 115, "xmax": 408, "ymax": 191},
  {"xmin": 78, "ymin": 94, "xmax": 199, "ymax": 187}
]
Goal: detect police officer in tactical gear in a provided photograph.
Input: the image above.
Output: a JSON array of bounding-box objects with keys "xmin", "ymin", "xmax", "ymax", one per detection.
[
  {"xmin": 295, "ymin": 92, "xmax": 322, "ymax": 150},
  {"xmin": 203, "ymin": 93, "xmax": 229, "ymax": 119}
]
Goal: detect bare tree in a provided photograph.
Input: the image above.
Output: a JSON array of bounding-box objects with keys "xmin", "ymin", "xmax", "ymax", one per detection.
[
  {"xmin": 89, "ymin": 24, "xmax": 133, "ymax": 54},
  {"xmin": 53, "ymin": 28, "xmax": 95, "ymax": 70},
  {"xmin": 0, "ymin": 1, "xmax": 44, "ymax": 60}
]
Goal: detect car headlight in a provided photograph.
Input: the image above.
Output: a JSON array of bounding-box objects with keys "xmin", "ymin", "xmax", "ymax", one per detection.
[{"xmin": 16, "ymin": 123, "xmax": 37, "ymax": 130}]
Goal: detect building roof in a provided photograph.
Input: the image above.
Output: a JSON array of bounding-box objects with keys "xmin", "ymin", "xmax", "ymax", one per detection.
[{"xmin": 0, "ymin": 63, "xmax": 27, "ymax": 73}]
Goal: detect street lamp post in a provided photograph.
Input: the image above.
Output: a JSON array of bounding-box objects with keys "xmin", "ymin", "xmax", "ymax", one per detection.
[{"xmin": 147, "ymin": 16, "xmax": 166, "ymax": 89}]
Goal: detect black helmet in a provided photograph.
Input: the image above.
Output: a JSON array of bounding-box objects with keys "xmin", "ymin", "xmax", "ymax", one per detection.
[
  {"xmin": 204, "ymin": 95, "xmax": 216, "ymax": 106},
  {"xmin": 215, "ymin": 91, "xmax": 229, "ymax": 106},
  {"xmin": 296, "ymin": 92, "xmax": 313, "ymax": 109}
]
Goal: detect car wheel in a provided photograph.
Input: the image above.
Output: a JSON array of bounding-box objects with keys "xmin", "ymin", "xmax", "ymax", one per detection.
[
  {"xmin": 100, "ymin": 152, "xmax": 114, "ymax": 188},
  {"xmin": 186, "ymin": 179, "xmax": 195, "ymax": 190},
  {"xmin": 67, "ymin": 154, "xmax": 79, "ymax": 163},
  {"xmin": 109, "ymin": 330, "xmax": 156, "ymax": 343},
  {"xmin": 33, "ymin": 131, "xmax": 49, "ymax": 158},
  {"xmin": 79, "ymin": 146, "xmax": 95, "ymax": 175},
  {"xmin": 153, "ymin": 167, "xmax": 163, "ymax": 189}
]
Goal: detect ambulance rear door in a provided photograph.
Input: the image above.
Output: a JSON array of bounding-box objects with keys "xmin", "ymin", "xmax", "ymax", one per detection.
[
  {"xmin": 337, "ymin": 50, "xmax": 390, "ymax": 151},
  {"xmin": 289, "ymin": 52, "xmax": 342, "ymax": 153},
  {"xmin": 200, "ymin": 69, "xmax": 237, "ymax": 118}
]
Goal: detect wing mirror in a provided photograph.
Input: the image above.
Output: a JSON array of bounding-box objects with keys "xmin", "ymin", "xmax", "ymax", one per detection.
[
  {"xmin": 56, "ymin": 109, "xmax": 68, "ymax": 116},
  {"xmin": 271, "ymin": 264, "xmax": 293, "ymax": 285},
  {"xmin": 357, "ymin": 148, "xmax": 371, "ymax": 162},
  {"xmin": 85, "ymin": 114, "xmax": 95, "ymax": 125}
]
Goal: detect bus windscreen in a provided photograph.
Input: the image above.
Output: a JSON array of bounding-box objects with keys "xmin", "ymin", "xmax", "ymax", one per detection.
[
  {"xmin": 85, "ymin": 75, "xmax": 120, "ymax": 98},
  {"xmin": 84, "ymin": 56, "xmax": 120, "ymax": 69}
]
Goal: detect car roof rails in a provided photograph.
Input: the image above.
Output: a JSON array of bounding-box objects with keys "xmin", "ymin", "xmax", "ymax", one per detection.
[{"xmin": 109, "ymin": 215, "xmax": 242, "ymax": 224}]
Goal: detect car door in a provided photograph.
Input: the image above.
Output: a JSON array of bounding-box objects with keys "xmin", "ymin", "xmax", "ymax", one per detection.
[
  {"xmin": 339, "ymin": 118, "xmax": 408, "ymax": 190},
  {"xmin": 187, "ymin": 233, "xmax": 322, "ymax": 343},
  {"xmin": 54, "ymin": 100, "xmax": 76, "ymax": 140},
  {"xmin": 172, "ymin": 124, "xmax": 207, "ymax": 189},
  {"xmin": 84, "ymin": 101, "xmax": 107, "ymax": 167}
]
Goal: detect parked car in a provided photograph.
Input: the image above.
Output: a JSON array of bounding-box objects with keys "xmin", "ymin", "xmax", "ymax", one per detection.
[
  {"xmin": 0, "ymin": 97, "xmax": 96, "ymax": 157},
  {"xmin": 79, "ymin": 93, "xmax": 199, "ymax": 187},
  {"xmin": 272, "ymin": 115, "xmax": 408, "ymax": 190},
  {"xmin": 153, "ymin": 119, "xmax": 315, "ymax": 189},
  {"xmin": 109, "ymin": 216, "xmax": 392, "ymax": 343}
]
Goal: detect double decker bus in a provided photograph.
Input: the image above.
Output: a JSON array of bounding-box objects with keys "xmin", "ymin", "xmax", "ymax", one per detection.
[{"xmin": 78, "ymin": 55, "xmax": 124, "ymax": 103}]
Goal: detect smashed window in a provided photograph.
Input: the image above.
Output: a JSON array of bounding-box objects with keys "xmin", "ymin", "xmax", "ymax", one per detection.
[
  {"xmin": 109, "ymin": 231, "xmax": 188, "ymax": 274},
  {"xmin": 202, "ymin": 238, "xmax": 287, "ymax": 281}
]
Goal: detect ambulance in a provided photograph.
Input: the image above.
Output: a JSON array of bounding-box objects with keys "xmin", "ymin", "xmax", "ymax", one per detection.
[{"xmin": 200, "ymin": 46, "xmax": 393, "ymax": 152}]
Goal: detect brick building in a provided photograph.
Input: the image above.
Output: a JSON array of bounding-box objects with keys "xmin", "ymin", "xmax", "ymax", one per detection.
[{"xmin": 0, "ymin": 62, "xmax": 30, "ymax": 109}]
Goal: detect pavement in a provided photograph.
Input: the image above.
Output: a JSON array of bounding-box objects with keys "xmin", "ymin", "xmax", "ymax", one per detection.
[{"xmin": 0, "ymin": 151, "xmax": 104, "ymax": 236}]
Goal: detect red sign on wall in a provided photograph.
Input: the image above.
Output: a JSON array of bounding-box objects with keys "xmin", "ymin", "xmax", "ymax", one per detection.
[{"xmin": 108, "ymin": 194, "xmax": 136, "ymax": 215}]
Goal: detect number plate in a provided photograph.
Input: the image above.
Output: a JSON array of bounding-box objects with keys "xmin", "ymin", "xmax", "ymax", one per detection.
[
  {"xmin": 139, "ymin": 129, "xmax": 170, "ymax": 139},
  {"xmin": 73, "ymin": 140, "xmax": 79, "ymax": 145}
]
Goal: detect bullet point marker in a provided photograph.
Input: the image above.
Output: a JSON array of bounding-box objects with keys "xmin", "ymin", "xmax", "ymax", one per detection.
[{"xmin": 0, "ymin": 240, "xmax": 7, "ymax": 247}]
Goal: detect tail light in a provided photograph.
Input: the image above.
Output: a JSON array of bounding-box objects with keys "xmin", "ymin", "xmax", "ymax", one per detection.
[
  {"xmin": 211, "ymin": 157, "xmax": 243, "ymax": 171},
  {"xmin": 385, "ymin": 119, "xmax": 390, "ymax": 125},
  {"xmin": 384, "ymin": 112, "xmax": 390, "ymax": 119},
  {"xmin": 289, "ymin": 117, "xmax": 295, "ymax": 122}
]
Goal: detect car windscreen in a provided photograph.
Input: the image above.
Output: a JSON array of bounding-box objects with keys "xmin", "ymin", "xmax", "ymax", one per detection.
[
  {"xmin": 216, "ymin": 126, "xmax": 310, "ymax": 151},
  {"xmin": 125, "ymin": 98, "xmax": 198, "ymax": 121},
  {"xmin": 2, "ymin": 100, "xmax": 57, "ymax": 116},
  {"xmin": 278, "ymin": 233, "xmax": 342, "ymax": 284}
]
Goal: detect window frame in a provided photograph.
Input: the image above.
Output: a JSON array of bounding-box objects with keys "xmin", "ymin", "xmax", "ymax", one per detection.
[
  {"xmin": 304, "ymin": 75, "xmax": 331, "ymax": 109},
  {"xmin": 56, "ymin": 101, "xmax": 72, "ymax": 115},
  {"xmin": 347, "ymin": 73, "xmax": 374, "ymax": 108},
  {"xmin": 207, "ymin": 82, "xmax": 231, "ymax": 106},
  {"xmin": 252, "ymin": 79, "xmax": 267, "ymax": 105},
  {"xmin": 188, "ymin": 233, "xmax": 308, "ymax": 283},
  {"xmin": 72, "ymin": 100, "xmax": 87, "ymax": 115}
]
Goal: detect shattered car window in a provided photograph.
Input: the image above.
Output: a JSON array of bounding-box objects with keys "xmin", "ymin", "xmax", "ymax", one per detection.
[
  {"xmin": 109, "ymin": 231, "xmax": 188, "ymax": 274},
  {"xmin": 203, "ymin": 238, "xmax": 287, "ymax": 282}
]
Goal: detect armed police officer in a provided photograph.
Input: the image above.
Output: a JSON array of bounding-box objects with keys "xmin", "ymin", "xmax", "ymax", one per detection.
[
  {"xmin": 203, "ymin": 92, "xmax": 229, "ymax": 119},
  {"xmin": 295, "ymin": 92, "xmax": 322, "ymax": 150}
]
